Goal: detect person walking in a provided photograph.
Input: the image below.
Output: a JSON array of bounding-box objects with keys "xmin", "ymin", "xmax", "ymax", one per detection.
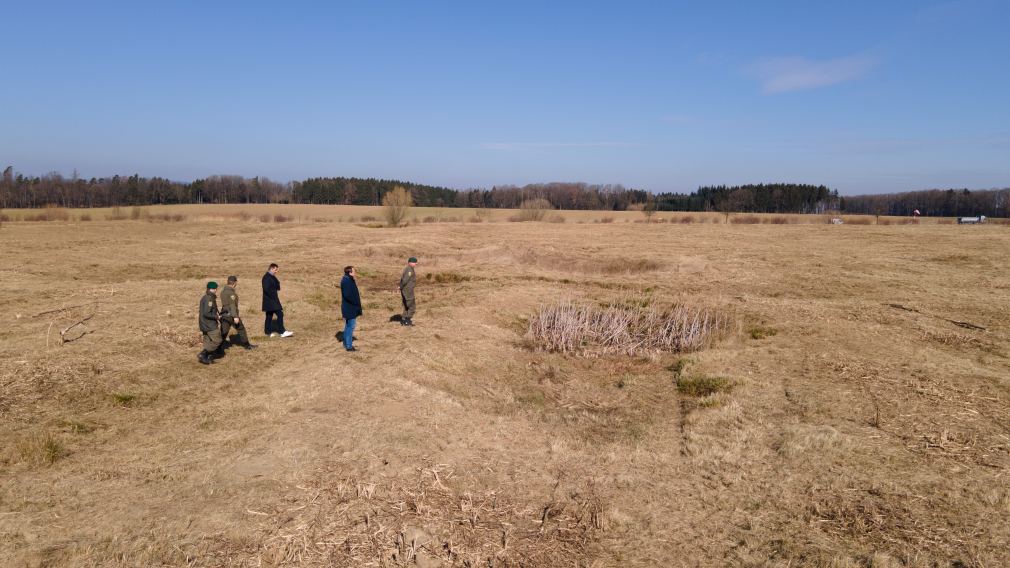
[
  {"xmin": 398, "ymin": 256, "xmax": 418, "ymax": 326},
  {"xmin": 198, "ymin": 281, "xmax": 223, "ymax": 365},
  {"xmin": 340, "ymin": 265, "xmax": 362, "ymax": 351},
  {"xmin": 220, "ymin": 275, "xmax": 256, "ymax": 350},
  {"xmin": 262, "ymin": 263, "xmax": 294, "ymax": 338}
]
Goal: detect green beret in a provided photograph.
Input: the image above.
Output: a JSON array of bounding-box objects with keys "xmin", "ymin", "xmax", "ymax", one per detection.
[
  {"xmin": 207, "ymin": 281, "xmax": 218, "ymax": 289},
  {"xmin": 408, "ymin": 257, "xmax": 418, "ymax": 263}
]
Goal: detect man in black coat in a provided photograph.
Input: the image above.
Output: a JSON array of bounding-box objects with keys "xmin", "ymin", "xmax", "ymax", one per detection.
[
  {"xmin": 340, "ymin": 265, "xmax": 362, "ymax": 351},
  {"xmin": 262, "ymin": 263, "xmax": 293, "ymax": 337}
]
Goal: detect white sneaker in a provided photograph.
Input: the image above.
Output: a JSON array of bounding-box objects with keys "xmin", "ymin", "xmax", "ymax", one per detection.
[
  {"xmin": 280, "ymin": 331, "xmax": 294, "ymax": 338},
  {"xmin": 270, "ymin": 332, "xmax": 279, "ymax": 337}
]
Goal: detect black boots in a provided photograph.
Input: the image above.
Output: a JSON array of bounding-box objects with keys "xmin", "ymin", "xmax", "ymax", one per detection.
[
  {"xmin": 198, "ymin": 350, "xmax": 213, "ymax": 365},
  {"xmin": 401, "ymin": 317, "xmax": 414, "ymax": 327},
  {"xmin": 242, "ymin": 342, "xmax": 258, "ymax": 350}
]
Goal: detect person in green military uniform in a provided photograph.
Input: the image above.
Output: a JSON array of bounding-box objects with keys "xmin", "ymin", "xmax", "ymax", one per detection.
[
  {"xmin": 198, "ymin": 281, "xmax": 223, "ymax": 365},
  {"xmin": 398, "ymin": 256, "xmax": 418, "ymax": 326},
  {"xmin": 220, "ymin": 275, "xmax": 257, "ymax": 350}
]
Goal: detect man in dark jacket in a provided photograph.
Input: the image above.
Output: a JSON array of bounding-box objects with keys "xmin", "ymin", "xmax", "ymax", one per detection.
[
  {"xmin": 340, "ymin": 265, "xmax": 362, "ymax": 351},
  {"xmin": 262, "ymin": 263, "xmax": 293, "ymax": 338},
  {"xmin": 198, "ymin": 281, "xmax": 222, "ymax": 365},
  {"xmin": 398, "ymin": 256, "xmax": 418, "ymax": 326}
]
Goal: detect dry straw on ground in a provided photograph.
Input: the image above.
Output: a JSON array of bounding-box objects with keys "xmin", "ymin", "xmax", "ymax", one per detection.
[{"xmin": 2, "ymin": 206, "xmax": 1009, "ymax": 566}]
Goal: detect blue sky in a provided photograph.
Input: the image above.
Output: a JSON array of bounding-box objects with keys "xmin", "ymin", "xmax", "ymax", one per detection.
[{"xmin": 2, "ymin": 0, "xmax": 1008, "ymax": 194}]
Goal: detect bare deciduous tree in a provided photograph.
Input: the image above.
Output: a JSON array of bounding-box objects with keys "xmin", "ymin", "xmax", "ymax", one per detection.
[
  {"xmin": 517, "ymin": 198, "xmax": 552, "ymax": 221},
  {"xmin": 383, "ymin": 186, "xmax": 413, "ymax": 227}
]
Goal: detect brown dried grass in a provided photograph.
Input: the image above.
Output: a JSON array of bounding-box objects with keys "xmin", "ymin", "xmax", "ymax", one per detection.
[
  {"xmin": 23, "ymin": 204, "xmax": 70, "ymax": 222},
  {"xmin": 526, "ymin": 300, "xmax": 730, "ymax": 356}
]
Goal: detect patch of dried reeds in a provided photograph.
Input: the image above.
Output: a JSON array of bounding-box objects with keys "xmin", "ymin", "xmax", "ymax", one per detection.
[{"xmin": 526, "ymin": 300, "xmax": 730, "ymax": 356}]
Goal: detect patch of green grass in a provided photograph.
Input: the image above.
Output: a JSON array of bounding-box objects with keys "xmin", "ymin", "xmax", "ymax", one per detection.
[
  {"xmin": 17, "ymin": 432, "xmax": 66, "ymax": 465},
  {"xmin": 305, "ymin": 289, "xmax": 336, "ymax": 311},
  {"xmin": 668, "ymin": 357, "xmax": 689, "ymax": 378},
  {"xmin": 748, "ymin": 325, "xmax": 778, "ymax": 340},
  {"xmin": 111, "ymin": 392, "xmax": 137, "ymax": 406},
  {"xmin": 515, "ymin": 389, "xmax": 548, "ymax": 408},
  {"xmin": 676, "ymin": 375, "xmax": 734, "ymax": 397},
  {"xmin": 425, "ymin": 271, "xmax": 471, "ymax": 284}
]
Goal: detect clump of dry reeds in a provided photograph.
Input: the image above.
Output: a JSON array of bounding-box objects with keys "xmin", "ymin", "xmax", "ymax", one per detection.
[
  {"xmin": 15, "ymin": 431, "xmax": 66, "ymax": 466},
  {"xmin": 729, "ymin": 214, "xmax": 761, "ymax": 224},
  {"xmin": 527, "ymin": 300, "xmax": 730, "ymax": 356}
]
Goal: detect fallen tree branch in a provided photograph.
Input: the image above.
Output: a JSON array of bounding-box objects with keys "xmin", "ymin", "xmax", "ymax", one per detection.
[
  {"xmin": 33, "ymin": 301, "xmax": 100, "ymax": 319},
  {"xmin": 885, "ymin": 303, "xmax": 986, "ymax": 332},
  {"xmin": 60, "ymin": 313, "xmax": 96, "ymax": 345}
]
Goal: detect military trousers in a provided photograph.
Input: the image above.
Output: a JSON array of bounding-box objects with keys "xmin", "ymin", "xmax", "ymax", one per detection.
[
  {"xmin": 401, "ymin": 292, "xmax": 416, "ymax": 319},
  {"xmin": 202, "ymin": 328, "xmax": 222, "ymax": 352},
  {"xmin": 220, "ymin": 318, "xmax": 249, "ymax": 346}
]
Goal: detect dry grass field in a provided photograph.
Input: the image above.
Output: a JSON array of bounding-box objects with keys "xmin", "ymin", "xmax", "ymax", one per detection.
[{"xmin": 2, "ymin": 206, "xmax": 1009, "ymax": 567}]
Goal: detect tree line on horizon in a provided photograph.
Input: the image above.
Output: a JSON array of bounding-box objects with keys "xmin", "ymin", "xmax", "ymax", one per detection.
[{"xmin": 2, "ymin": 166, "xmax": 1007, "ymax": 217}]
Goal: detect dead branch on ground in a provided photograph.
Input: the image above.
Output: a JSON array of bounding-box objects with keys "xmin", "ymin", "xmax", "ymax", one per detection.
[{"xmin": 60, "ymin": 313, "xmax": 95, "ymax": 345}]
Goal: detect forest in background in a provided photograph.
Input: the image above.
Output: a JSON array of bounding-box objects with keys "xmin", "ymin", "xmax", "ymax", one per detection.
[{"xmin": 2, "ymin": 166, "xmax": 1007, "ymax": 217}]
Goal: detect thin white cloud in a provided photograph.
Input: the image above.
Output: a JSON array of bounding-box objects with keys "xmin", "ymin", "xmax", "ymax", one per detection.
[
  {"xmin": 480, "ymin": 142, "xmax": 641, "ymax": 151},
  {"xmin": 749, "ymin": 54, "xmax": 877, "ymax": 94}
]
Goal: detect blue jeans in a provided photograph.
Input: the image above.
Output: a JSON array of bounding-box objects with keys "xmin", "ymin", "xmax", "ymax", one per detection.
[{"xmin": 343, "ymin": 318, "xmax": 356, "ymax": 349}]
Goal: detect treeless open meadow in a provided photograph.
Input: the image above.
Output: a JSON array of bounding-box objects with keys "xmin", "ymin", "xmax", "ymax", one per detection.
[{"xmin": 2, "ymin": 206, "xmax": 1009, "ymax": 567}]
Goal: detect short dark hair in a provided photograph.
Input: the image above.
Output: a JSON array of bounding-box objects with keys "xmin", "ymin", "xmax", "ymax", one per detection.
[
  {"xmin": 268, "ymin": 263, "xmax": 279, "ymax": 270},
  {"xmin": 344, "ymin": 265, "xmax": 353, "ymax": 275},
  {"xmin": 227, "ymin": 275, "xmax": 238, "ymax": 284}
]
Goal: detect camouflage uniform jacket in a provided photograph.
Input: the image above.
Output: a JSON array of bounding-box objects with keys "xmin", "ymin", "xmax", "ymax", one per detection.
[
  {"xmin": 399, "ymin": 265, "xmax": 416, "ymax": 297},
  {"xmin": 220, "ymin": 285, "xmax": 240, "ymax": 319}
]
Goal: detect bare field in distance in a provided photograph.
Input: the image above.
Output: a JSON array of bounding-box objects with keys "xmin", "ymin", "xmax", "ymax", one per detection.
[
  {"xmin": 0, "ymin": 202, "xmax": 973, "ymax": 225},
  {"xmin": 2, "ymin": 205, "xmax": 1009, "ymax": 566}
]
